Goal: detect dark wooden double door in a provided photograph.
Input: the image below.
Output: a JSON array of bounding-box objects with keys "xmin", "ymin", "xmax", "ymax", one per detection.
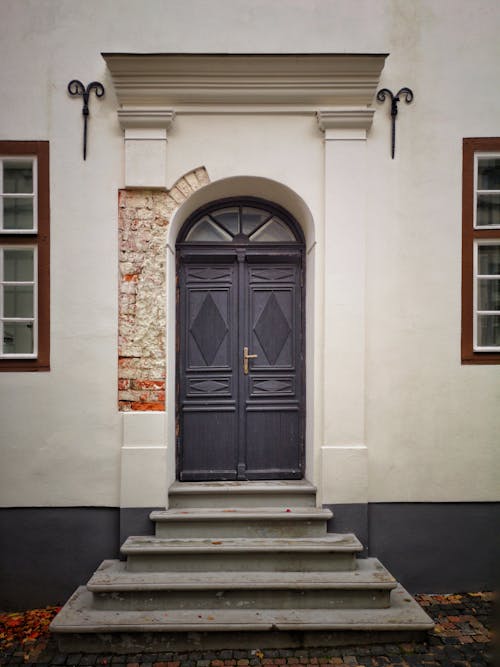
[{"xmin": 178, "ymin": 249, "xmax": 304, "ymax": 480}]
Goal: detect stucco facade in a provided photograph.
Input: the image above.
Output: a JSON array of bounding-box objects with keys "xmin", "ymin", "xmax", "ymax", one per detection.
[{"xmin": 0, "ymin": 0, "xmax": 499, "ymax": 608}]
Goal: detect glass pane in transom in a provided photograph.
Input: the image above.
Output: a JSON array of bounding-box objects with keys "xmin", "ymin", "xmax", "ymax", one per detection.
[
  {"xmin": 2, "ymin": 321, "xmax": 34, "ymax": 354},
  {"xmin": 478, "ymin": 157, "xmax": 500, "ymax": 190},
  {"xmin": 478, "ymin": 245, "xmax": 500, "ymax": 275},
  {"xmin": 210, "ymin": 208, "xmax": 239, "ymax": 236},
  {"xmin": 478, "ymin": 279, "xmax": 500, "ymax": 311},
  {"xmin": 185, "ymin": 217, "xmax": 232, "ymax": 242},
  {"xmin": 4, "ymin": 286, "xmax": 34, "ymax": 318},
  {"xmin": 242, "ymin": 208, "xmax": 271, "ymax": 235},
  {"xmin": 3, "ymin": 198, "xmax": 34, "ymax": 230},
  {"xmin": 477, "ymin": 314, "xmax": 500, "ymax": 347},
  {"xmin": 4, "ymin": 249, "xmax": 34, "ymax": 281},
  {"xmin": 249, "ymin": 217, "xmax": 296, "ymax": 242},
  {"xmin": 476, "ymin": 193, "xmax": 500, "ymax": 227}
]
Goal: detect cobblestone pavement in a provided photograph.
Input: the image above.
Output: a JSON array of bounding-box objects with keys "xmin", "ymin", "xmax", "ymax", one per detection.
[{"xmin": 0, "ymin": 593, "xmax": 495, "ymax": 667}]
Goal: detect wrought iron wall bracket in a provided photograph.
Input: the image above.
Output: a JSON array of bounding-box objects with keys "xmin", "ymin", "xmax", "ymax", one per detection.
[
  {"xmin": 67, "ymin": 80, "xmax": 105, "ymax": 160},
  {"xmin": 376, "ymin": 87, "xmax": 414, "ymax": 159}
]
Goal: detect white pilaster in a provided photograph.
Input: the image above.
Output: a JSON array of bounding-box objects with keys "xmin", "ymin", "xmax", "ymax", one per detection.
[
  {"xmin": 317, "ymin": 108, "xmax": 372, "ymax": 505},
  {"xmin": 118, "ymin": 109, "xmax": 175, "ymax": 189},
  {"xmin": 120, "ymin": 412, "xmax": 168, "ymax": 508}
]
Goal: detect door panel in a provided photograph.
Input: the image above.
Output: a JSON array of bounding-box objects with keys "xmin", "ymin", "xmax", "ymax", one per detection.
[
  {"xmin": 187, "ymin": 288, "xmax": 231, "ymax": 369},
  {"xmin": 251, "ymin": 288, "xmax": 295, "ymax": 368},
  {"xmin": 245, "ymin": 409, "xmax": 300, "ymax": 477},
  {"xmin": 182, "ymin": 409, "xmax": 237, "ymax": 479},
  {"xmin": 249, "ymin": 375, "xmax": 295, "ymax": 397},
  {"xmin": 244, "ymin": 261, "xmax": 303, "ymax": 479},
  {"xmin": 179, "ymin": 259, "xmax": 238, "ymax": 480},
  {"xmin": 178, "ymin": 253, "xmax": 303, "ymax": 480}
]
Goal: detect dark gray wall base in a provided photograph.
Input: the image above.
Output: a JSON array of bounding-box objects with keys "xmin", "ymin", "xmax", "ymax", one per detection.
[
  {"xmin": 1, "ymin": 502, "xmax": 499, "ymax": 609},
  {"xmin": 0, "ymin": 507, "xmax": 120, "ymax": 610},
  {"xmin": 326, "ymin": 503, "xmax": 368, "ymax": 556},
  {"xmin": 119, "ymin": 507, "xmax": 158, "ymax": 557},
  {"xmin": 328, "ymin": 502, "xmax": 500, "ymax": 594},
  {"xmin": 369, "ymin": 502, "xmax": 500, "ymax": 594}
]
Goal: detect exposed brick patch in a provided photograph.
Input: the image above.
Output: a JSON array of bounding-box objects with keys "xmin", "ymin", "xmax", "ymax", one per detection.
[{"xmin": 117, "ymin": 168, "xmax": 210, "ymax": 411}]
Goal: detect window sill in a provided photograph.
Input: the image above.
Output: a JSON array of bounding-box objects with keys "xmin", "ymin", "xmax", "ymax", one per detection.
[
  {"xmin": 0, "ymin": 360, "xmax": 50, "ymax": 372},
  {"xmin": 461, "ymin": 353, "xmax": 500, "ymax": 365}
]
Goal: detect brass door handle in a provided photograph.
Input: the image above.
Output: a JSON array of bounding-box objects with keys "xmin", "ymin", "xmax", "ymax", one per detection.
[{"xmin": 243, "ymin": 346, "xmax": 258, "ymax": 375}]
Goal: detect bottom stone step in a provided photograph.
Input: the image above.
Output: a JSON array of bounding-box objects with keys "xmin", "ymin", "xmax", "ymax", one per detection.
[{"xmin": 51, "ymin": 585, "xmax": 434, "ymax": 653}]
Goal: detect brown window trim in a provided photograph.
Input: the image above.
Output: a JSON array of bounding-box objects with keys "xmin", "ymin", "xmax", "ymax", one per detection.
[
  {"xmin": 462, "ymin": 137, "xmax": 500, "ymax": 364},
  {"xmin": 0, "ymin": 141, "xmax": 50, "ymax": 371}
]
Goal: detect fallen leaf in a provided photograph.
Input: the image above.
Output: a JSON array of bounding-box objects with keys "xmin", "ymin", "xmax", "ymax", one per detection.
[{"xmin": 0, "ymin": 606, "xmax": 60, "ymax": 660}]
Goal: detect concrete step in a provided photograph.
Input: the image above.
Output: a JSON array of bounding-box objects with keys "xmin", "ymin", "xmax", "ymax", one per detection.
[
  {"xmin": 89, "ymin": 558, "xmax": 396, "ymax": 611},
  {"xmin": 168, "ymin": 480, "xmax": 317, "ymax": 508},
  {"xmin": 151, "ymin": 507, "xmax": 332, "ymax": 538},
  {"xmin": 121, "ymin": 534, "xmax": 362, "ymax": 572},
  {"xmin": 51, "ymin": 584, "xmax": 434, "ymax": 653}
]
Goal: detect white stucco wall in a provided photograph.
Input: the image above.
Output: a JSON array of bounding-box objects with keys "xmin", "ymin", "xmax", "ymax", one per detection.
[{"xmin": 0, "ymin": 0, "xmax": 498, "ymax": 506}]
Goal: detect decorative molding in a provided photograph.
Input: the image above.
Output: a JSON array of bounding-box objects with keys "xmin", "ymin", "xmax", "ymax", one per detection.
[
  {"xmin": 102, "ymin": 53, "xmax": 387, "ymax": 109},
  {"xmin": 118, "ymin": 108, "xmax": 175, "ymax": 130},
  {"xmin": 119, "ymin": 109, "xmax": 175, "ymax": 187},
  {"xmin": 105, "ymin": 56, "xmax": 386, "ymax": 180},
  {"xmin": 316, "ymin": 108, "xmax": 375, "ymax": 131}
]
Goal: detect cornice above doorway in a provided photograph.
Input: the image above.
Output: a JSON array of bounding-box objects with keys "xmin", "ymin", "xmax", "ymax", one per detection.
[
  {"xmin": 102, "ymin": 53, "xmax": 387, "ymax": 110},
  {"xmin": 102, "ymin": 53, "xmax": 387, "ymax": 188}
]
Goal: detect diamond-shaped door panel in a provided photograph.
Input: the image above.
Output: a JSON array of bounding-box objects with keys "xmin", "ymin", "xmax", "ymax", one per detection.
[
  {"xmin": 253, "ymin": 291, "xmax": 291, "ymax": 365},
  {"xmin": 190, "ymin": 292, "xmax": 228, "ymax": 366},
  {"xmin": 187, "ymin": 377, "xmax": 231, "ymax": 396}
]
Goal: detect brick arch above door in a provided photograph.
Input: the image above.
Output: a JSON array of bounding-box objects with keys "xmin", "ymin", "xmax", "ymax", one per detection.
[{"xmin": 118, "ymin": 167, "xmax": 210, "ymax": 412}]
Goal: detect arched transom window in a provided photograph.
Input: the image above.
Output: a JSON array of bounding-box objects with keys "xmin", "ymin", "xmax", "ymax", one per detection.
[{"xmin": 179, "ymin": 200, "xmax": 303, "ymax": 244}]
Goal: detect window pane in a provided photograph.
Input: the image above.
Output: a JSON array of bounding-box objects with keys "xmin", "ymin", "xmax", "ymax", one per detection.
[
  {"xmin": 478, "ymin": 245, "xmax": 500, "ymax": 275},
  {"xmin": 478, "ymin": 279, "xmax": 500, "ymax": 311},
  {"xmin": 478, "ymin": 157, "xmax": 500, "ymax": 190},
  {"xmin": 185, "ymin": 217, "xmax": 232, "ymax": 242},
  {"xmin": 477, "ymin": 246, "xmax": 500, "ymax": 277},
  {"xmin": 3, "ymin": 197, "xmax": 34, "ymax": 230},
  {"xmin": 210, "ymin": 208, "xmax": 239, "ymax": 235},
  {"xmin": 4, "ymin": 249, "xmax": 34, "ymax": 281},
  {"xmin": 4, "ymin": 286, "xmax": 34, "ymax": 317},
  {"xmin": 476, "ymin": 193, "xmax": 500, "ymax": 227},
  {"xmin": 477, "ymin": 314, "xmax": 500, "ymax": 347},
  {"xmin": 249, "ymin": 217, "xmax": 296, "ymax": 242},
  {"xmin": 3, "ymin": 160, "xmax": 33, "ymax": 194},
  {"xmin": 3, "ymin": 321, "xmax": 33, "ymax": 354},
  {"xmin": 242, "ymin": 208, "xmax": 271, "ymax": 235}
]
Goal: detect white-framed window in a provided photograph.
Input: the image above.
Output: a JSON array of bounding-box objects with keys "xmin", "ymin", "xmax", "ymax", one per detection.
[
  {"xmin": 0, "ymin": 157, "xmax": 38, "ymax": 233},
  {"xmin": 463, "ymin": 138, "xmax": 500, "ymax": 363},
  {"xmin": 473, "ymin": 241, "xmax": 500, "ymax": 351},
  {"xmin": 474, "ymin": 152, "xmax": 500, "ymax": 229},
  {"xmin": 0, "ymin": 141, "xmax": 49, "ymax": 372},
  {"xmin": 0, "ymin": 246, "xmax": 37, "ymax": 357}
]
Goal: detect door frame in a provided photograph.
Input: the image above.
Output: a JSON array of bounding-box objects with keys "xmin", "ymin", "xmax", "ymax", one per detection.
[{"xmin": 175, "ymin": 197, "xmax": 306, "ymax": 481}]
